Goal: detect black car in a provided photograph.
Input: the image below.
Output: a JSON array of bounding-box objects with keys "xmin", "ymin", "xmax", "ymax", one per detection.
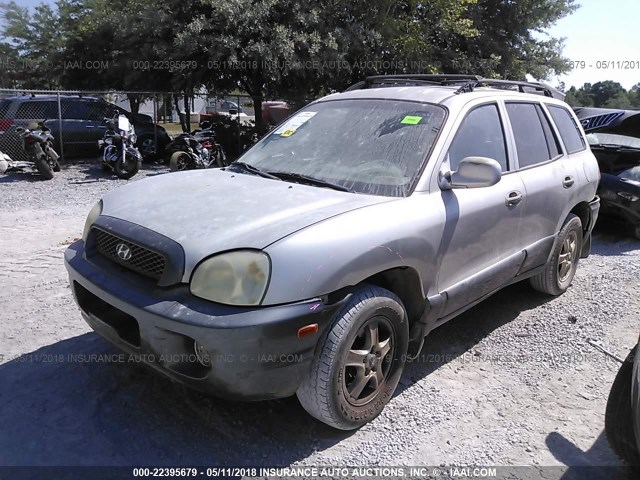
[
  {"xmin": 0, "ymin": 95, "xmax": 171, "ymax": 161},
  {"xmin": 575, "ymin": 107, "xmax": 640, "ymax": 239},
  {"xmin": 606, "ymin": 334, "xmax": 640, "ymax": 465}
]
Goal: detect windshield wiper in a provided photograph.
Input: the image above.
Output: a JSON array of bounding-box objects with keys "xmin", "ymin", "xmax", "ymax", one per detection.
[
  {"xmin": 230, "ymin": 161, "xmax": 280, "ymax": 180},
  {"xmin": 267, "ymin": 171, "xmax": 354, "ymax": 192}
]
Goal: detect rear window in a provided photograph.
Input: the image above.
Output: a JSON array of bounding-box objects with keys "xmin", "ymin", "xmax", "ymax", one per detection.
[
  {"xmin": 15, "ymin": 101, "xmax": 58, "ymax": 119},
  {"xmin": 547, "ymin": 105, "xmax": 586, "ymax": 154}
]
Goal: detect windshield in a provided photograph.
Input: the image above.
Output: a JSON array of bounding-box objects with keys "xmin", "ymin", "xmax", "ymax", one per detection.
[{"xmin": 238, "ymin": 99, "xmax": 446, "ymax": 196}]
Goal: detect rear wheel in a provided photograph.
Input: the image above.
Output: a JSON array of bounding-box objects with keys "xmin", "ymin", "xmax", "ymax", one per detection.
[
  {"xmin": 296, "ymin": 285, "xmax": 408, "ymax": 430},
  {"xmin": 605, "ymin": 347, "xmax": 640, "ymax": 465},
  {"xmin": 137, "ymin": 135, "xmax": 157, "ymax": 160},
  {"xmin": 34, "ymin": 156, "xmax": 54, "ymax": 180},
  {"xmin": 530, "ymin": 214, "xmax": 582, "ymax": 295},
  {"xmin": 170, "ymin": 152, "xmax": 195, "ymax": 172}
]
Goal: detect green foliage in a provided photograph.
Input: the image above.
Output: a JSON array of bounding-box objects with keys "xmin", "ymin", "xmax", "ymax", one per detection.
[
  {"xmin": 0, "ymin": 0, "xmax": 596, "ymax": 117},
  {"xmin": 564, "ymin": 81, "xmax": 639, "ymax": 109}
]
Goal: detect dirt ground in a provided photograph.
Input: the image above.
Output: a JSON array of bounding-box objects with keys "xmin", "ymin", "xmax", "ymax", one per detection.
[{"xmin": 0, "ymin": 162, "xmax": 638, "ymax": 478}]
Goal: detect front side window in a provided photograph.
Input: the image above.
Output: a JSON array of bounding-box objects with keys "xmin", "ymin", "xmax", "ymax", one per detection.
[
  {"xmin": 238, "ymin": 99, "xmax": 446, "ymax": 197},
  {"xmin": 447, "ymin": 104, "xmax": 508, "ymax": 172}
]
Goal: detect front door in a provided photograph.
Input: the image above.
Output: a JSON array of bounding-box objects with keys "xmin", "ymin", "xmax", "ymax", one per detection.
[{"xmin": 435, "ymin": 103, "xmax": 527, "ymax": 317}]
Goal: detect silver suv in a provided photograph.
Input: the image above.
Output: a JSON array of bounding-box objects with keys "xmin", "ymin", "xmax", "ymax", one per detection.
[{"xmin": 65, "ymin": 75, "xmax": 600, "ymax": 430}]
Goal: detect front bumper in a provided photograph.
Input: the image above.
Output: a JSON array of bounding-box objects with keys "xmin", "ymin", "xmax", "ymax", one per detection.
[{"xmin": 64, "ymin": 240, "xmax": 345, "ymax": 400}]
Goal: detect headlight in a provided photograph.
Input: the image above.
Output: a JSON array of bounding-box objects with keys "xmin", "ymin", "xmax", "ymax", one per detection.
[
  {"xmin": 82, "ymin": 201, "xmax": 102, "ymax": 242},
  {"xmin": 190, "ymin": 251, "xmax": 270, "ymax": 306}
]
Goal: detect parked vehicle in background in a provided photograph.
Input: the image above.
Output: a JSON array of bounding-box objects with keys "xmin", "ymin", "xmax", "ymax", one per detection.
[
  {"xmin": 66, "ymin": 74, "xmax": 600, "ymax": 430},
  {"xmin": 14, "ymin": 120, "xmax": 60, "ymax": 180},
  {"xmin": 605, "ymin": 334, "xmax": 640, "ymax": 465},
  {"xmin": 0, "ymin": 95, "xmax": 171, "ymax": 161},
  {"xmin": 98, "ymin": 115, "xmax": 141, "ymax": 179},
  {"xmin": 167, "ymin": 129, "xmax": 226, "ymax": 172},
  {"xmin": 575, "ymin": 107, "xmax": 640, "ymax": 239},
  {"xmin": 0, "ymin": 150, "xmax": 10, "ymax": 173},
  {"xmin": 262, "ymin": 100, "xmax": 291, "ymax": 125}
]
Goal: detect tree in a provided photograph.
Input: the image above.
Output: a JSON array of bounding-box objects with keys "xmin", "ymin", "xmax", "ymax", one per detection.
[{"xmin": 589, "ymin": 80, "xmax": 627, "ymax": 108}]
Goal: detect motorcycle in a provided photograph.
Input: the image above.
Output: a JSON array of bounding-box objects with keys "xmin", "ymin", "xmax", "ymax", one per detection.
[
  {"xmin": 167, "ymin": 126, "xmax": 227, "ymax": 172},
  {"xmin": 98, "ymin": 114, "xmax": 142, "ymax": 179},
  {"xmin": 14, "ymin": 121, "xmax": 60, "ymax": 180}
]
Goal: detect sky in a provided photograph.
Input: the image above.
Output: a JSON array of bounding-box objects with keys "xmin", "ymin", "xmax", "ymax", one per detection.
[
  {"xmin": 9, "ymin": 0, "xmax": 640, "ymax": 91},
  {"xmin": 544, "ymin": 0, "xmax": 640, "ymax": 89}
]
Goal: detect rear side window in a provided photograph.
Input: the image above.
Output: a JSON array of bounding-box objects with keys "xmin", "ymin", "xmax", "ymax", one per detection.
[
  {"xmin": 547, "ymin": 105, "xmax": 586, "ymax": 154},
  {"xmin": 15, "ymin": 101, "xmax": 58, "ymax": 119},
  {"xmin": 447, "ymin": 104, "xmax": 508, "ymax": 172},
  {"xmin": 506, "ymin": 102, "xmax": 560, "ymax": 169}
]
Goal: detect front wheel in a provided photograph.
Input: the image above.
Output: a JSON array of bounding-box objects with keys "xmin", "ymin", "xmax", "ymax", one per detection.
[
  {"xmin": 296, "ymin": 285, "xmax": 408, "ymax": 430},
  {"xmin": 34, "ymin": 156, "xmax": 54, "ymax": 180},
  {"xmin": 530, "ymin": 214, "xmax": 582, "ymax": 295},
  {"xmin": 114, "ymin": 155, "xmax": 140, "ymax": 179}
]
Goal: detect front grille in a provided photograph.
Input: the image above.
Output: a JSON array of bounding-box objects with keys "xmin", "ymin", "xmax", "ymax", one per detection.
[{"xmin": 93, "ymin": 228, "xmax": 166, "ymax": 280}]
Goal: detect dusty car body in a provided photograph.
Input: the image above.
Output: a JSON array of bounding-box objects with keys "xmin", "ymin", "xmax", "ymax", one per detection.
[
  {"xmin": 575, "ymin": 107, "xmax": 640, "ymax": 238},
  {"xmin": 65, "ymin": 75, "xmax": 600, "ymax": 429}
]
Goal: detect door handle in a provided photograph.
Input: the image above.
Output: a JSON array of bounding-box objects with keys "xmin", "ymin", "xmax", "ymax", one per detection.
[
  {"xmin": 85, "ymin": 125, "xmax": 94, "ymax": 128},
  {"xmin": 563, "ymin": 176, "xmax": 575, "ymax": 188},
  {"xmin": 506, "ymin": 191, "xmax": 523, "ymax": 207}
]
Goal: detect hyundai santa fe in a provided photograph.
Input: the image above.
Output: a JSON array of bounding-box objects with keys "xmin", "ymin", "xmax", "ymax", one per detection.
[{"xmin": 65, "ymin": 75, "xmax": 601, "ymax": 429}]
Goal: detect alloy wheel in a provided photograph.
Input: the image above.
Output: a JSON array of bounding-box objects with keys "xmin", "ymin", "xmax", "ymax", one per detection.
[{"xmin": 343, "ymin": 317, "xmax": 394, "ymax": 406}]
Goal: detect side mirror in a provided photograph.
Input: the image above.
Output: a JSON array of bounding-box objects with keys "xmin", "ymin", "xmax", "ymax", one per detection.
[
  {"xmin": 228, "ymin": 108, "xmax": 238, "ymax": 116},
  {"xmin": 439, "ymin": 156, "xmax": 502, "ymax": 190}
]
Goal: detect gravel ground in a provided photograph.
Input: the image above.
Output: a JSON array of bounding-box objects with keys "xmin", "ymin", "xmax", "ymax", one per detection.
[{"xmin": 0, "ymin": 162, "xmax": 639, "ymax": 478}]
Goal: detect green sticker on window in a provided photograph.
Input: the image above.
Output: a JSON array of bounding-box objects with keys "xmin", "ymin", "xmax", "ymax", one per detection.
[{"xmin": 401, "ymin": 115, "xmax": 422, "ymax": 125}]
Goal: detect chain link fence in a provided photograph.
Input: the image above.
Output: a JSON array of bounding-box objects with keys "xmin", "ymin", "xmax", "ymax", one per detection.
[{"xmin": 0, "ymin": 89, "xmax": 290, "ymax": 162}]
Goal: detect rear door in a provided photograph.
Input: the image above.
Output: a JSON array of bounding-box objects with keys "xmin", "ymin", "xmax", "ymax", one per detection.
[
  {"xmin": 435, "ymin": 102, "xmax": 527, "ymax": 317},
  {"xmin": 503, "ymin": 101, "xmax": 581, "ymax": 269}
]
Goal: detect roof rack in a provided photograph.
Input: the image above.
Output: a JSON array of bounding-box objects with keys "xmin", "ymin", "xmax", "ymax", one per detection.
[{"xmin": 346, "ymin": 75, "xmax": 564, "ymax": 100}]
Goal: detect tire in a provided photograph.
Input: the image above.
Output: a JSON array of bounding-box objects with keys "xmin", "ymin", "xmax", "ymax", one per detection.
[
  {"xmin": 530, "ymin": 214, "xmax": 582, "ymax": 295},
  {"xmin": 296, "ymin": 284, "xmax": 409, "ymax": 430},
  {"xmin": 34, "ymin": 156, "xmax": 54, "ymax": 180},
  {"xmin": 114, "ymin": 155, "xmax": 140, "ymax": 179},
  {"xmin": 136, "ymin": 135, "xmax": 156, "ymax": 160},
  {"xmin": 605, "ymin": 347, "xmax": 640, "ymax": 466},
  {"xmin": 170, "ymin": 152, "xmax": 195, "ymax": 172}
]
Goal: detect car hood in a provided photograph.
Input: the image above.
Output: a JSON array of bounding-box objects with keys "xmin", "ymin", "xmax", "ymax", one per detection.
[
  {"xmin": 100, "ymin": 168, "xmax": 394, "ymax": 276},
  {"xmin": 575, "ymin": 107, "xmax": 640, "ymax": 138}
]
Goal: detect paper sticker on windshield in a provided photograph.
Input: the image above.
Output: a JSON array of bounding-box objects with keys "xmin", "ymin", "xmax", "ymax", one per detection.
[
  {"xmin": 401, "ymin": 115, "xmax": 422, "ymax": 125},
  {"xmin": 274, "ymin": 111, "xmax": 317, "ymax": 137}
]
